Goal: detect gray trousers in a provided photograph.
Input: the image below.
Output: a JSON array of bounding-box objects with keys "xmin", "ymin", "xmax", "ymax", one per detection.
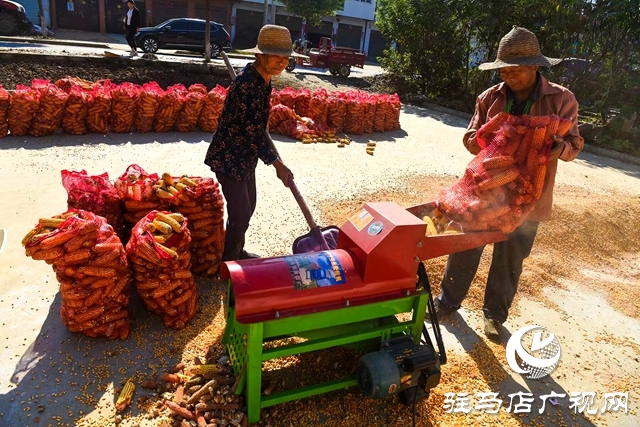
[
  {"xmin": 437, "ymin": 220, "xmax": 539, "ymax": 323},
  {"xmin": 216, "ymin": 172, "xmax": 256, "ymax": 261}
]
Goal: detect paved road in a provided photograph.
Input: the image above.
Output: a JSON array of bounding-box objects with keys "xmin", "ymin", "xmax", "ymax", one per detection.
[{"xmin": 0, "ymin": 41, "xmax": 382, "ymax": 78}]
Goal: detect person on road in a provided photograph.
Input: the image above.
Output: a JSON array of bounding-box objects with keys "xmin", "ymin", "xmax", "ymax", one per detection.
[
  {"xmin": 124, "ymin": 0, "xmax": 141, "ymax": 57},
  {"xmin": 204, "ymin": 25, "xmax": 298, "ymax": 262},
  {"xmin": 434, "ymin": 26, "xmax": 584, "ymax": 339}
]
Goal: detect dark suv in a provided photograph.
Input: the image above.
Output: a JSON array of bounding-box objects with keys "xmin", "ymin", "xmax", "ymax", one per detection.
[
  {"xmin": 135, "ymin": 18, "xmax": 232, "ymax": 59},
  {"xmin": 0, "ymin": 0, "xmax": 32, "ymax": 36}
]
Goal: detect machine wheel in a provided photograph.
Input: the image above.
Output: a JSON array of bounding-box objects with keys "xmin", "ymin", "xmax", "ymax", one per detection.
[
  {"xmin": 141, "ymin": 36, "xmax": 159, "ymax": 53},
  {"xmin": 338, "ymin": 64, "xmax": 351, "ymax": 78},
  {"xmin": 0, "ymin": 14, "xmax": 18, "ymax": 36},
  {"xmin": 285, "ymin": 58, "xmax": 296, "ymax": 72},
  {"xmin": 208, "ymin": 42, "xmax": 222, "ymax": 59}
]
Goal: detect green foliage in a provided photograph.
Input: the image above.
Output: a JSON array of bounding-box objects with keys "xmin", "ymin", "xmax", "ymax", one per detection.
[{"xmin": 277, "ymin": 0, "xmax": 344, "ymax": 27}]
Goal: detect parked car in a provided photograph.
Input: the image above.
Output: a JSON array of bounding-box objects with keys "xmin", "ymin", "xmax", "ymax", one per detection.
[
  {"xmin": 135, "ymin": 18, "xmax": 231, "ymax": 59},
  {"xmin": 0, "ymin": 0, "xmax": 32, "ymax": 36}
]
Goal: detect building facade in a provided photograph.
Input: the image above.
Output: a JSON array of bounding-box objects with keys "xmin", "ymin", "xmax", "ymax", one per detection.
[{"xmin": 49, "ymin": 0, "xmax": 390, "ymax": 59}]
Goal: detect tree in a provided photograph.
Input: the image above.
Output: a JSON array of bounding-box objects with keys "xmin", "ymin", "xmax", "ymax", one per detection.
[
  {"xmin": 204, "ymin": 0, "xmax": 211, "ymax": 63},
  {"xmin": 278, "ymin": 0, "xmax": 344, "ymax": 33}
]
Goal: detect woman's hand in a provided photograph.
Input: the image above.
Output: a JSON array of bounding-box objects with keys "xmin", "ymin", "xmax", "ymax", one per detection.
[{"xmin": 273, "ymin": 160, "xmax": 294, "ymax": 187}]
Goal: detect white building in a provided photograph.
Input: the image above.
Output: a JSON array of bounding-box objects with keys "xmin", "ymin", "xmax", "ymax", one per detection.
[{"xmin": 231, "ymin": 0, "xmax": 390, "ymax": 60}]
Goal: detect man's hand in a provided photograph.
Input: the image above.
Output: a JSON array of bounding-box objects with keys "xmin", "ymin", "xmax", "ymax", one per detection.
[
  {"xmin": 273, "ymin": 159, "xmax": 294, "ymax": 187},
  {"xmin": 549, "ymin": 135, "xmax": 565, "ymax": 161}
]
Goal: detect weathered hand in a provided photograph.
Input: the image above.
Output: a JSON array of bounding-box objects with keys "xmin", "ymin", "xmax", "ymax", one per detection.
[
  {"xmin": 549, "ymin": 135, "xmax": 565, "ymax": 161},
  {"xmin": 273, "ymin": 160, "xmax": 294, "ymax": 187}
]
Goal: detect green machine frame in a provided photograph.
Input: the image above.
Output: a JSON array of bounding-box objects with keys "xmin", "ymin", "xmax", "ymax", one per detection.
[{"xmin": 222, "ymin": 277, "xmax": 429, "ymax": 424}]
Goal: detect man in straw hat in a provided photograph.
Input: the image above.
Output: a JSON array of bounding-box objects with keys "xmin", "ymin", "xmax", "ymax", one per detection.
[
  {"xmin": 434, "ymin": 26, "xmax": 584, "ymax": 339},
  {"xmin": 205, "ymin": 25, "xmax": 301, "ymax": 261}
]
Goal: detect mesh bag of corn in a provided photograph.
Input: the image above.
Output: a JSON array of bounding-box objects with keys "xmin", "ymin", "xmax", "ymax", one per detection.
[
  {"xmin": 126, "ymin": 210, "xmax": 197, "ymax": 330},
  {"xmin": 434, "ymin": 113, "xmax": 572, "ymax": 234},
  {"xmin": 294, "ymin": 88, "xmax": 311, "ymax": 117},
  {"xmin": 198, "ymin": 85, "xmax": 227, "ymax": 132},
  {"xmin": 115, "ymin": 164, "xmax": 170, "ymax": 238},
  {"xmin": 109, "ymin": 82, "xmax": 140, "ymax": 133},
  {"xmin": 29, "ymin": 79, "xmax": 70, "ymax": 137},
  {"xmin": 22, "ymin": 210, "xmax": 132, "ymax": 339},
  {"xmin": 134, "ymin": 81, "xmax": 162, "ymax": 133},
  {"xmin": 0, "ymin": 85, "xmax": 10, "ymax": 138},
  {"xmin": 61, "ymin": 85, "xmax": 91, "ymax": 135},
  {"xmin": 278, "ymin": 86, "xmax": 297, "ymax": 110},
  {"xmin": 344, "ymin": 92, "xmax": 365, "ymax": 135},
  {"xmin": 8, "ymin": 85, "xmax": 40, "ymax": 137},
  {"xmin": 174, "ymin": 85, "xmax": 207, "ymax": 132},
  {"xmin": 155, "ymin": 174, "xmax": 225, "ymax": 277},
  {"xmin": 62, "ymin": 169, "xmax": 124, "ymax": 240},
  {"xmin": 86, "ymin": 80, "xmax": 113, "ymax": 134},
  {"xmin": 308, "ymin": 88, "xmax": 328, "ymax": 125},
  {"xmin": 326, "ymin": 94, "xmax": 347, "ymax": 134},
  {"xmin": 154, "ymin": 84, "xmax": 187, "ymax": 133}
]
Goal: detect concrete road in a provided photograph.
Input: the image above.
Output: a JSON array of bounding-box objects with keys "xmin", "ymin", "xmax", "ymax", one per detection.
[{"xmin": 0, "ymin": 105, "xmax": 638, "ymax": 426}]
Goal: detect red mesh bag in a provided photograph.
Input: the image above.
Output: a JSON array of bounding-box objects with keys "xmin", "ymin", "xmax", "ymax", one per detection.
[
  {"xmin": 294, "ymin": 88, "xmax": 311, "ymax": 117},
  {"xmin": 154, "ymin": 84, "xmax": 187, "ymax": 133},
  {"xmin": 268, "ymin": 104, "xmax": 298, "ymax": 132},
  {"xmin": 126, "ymin": 210, "xmax": 197, "ymax": 329},
  {"xmin": 344, "ymin": 92, "xmax": 365, "ymax": 135},
  {"xmin": 55, "ymin": 76, "xmax": 95, "ymax": 93},
  {"xmin": 362, "ymin": 94, "xmax": 376, "ymax": 134},
  {"xmin": 135, "ymin": 81, "xmax": 162, "ymax": 133},
  {"xmin": 0, "ymin": 85, "xmax": 10, "ymax": 138},
  {"xmin": 61, "ymin": 169, "xmax": 124, "ymax": 240},
  {"xmin": 23, "ymin": 210, "xmax": 132, "ymax": 340},
  {"xmin": 326, "ymin": 94, "xmax": 347, "ymax": 134},
  {"xmin": 156, "ymin": 175, "xmax": 225, "ymax": 277},
  {"xmin": 115, "ymin": 164, "xmax": 170, "ymax": 237},
  {"xmin": 308, "ymin": 88, "xmax": 328, "ymax": 125},
  {"xmin": 110, "ymin": 82, "xmax": 140, "ymax": 133},
  {"xmin": 435, "ymin": 113, "xmax": 573, "ymax": 233},
  {"xmin": 30, "ymin": 79, "xmax": 69, "ymax": 137},
  {"xmin": 175, "ymin": 87, "xmax": 206, "ymax": 132},
  {"xmin": 373, "ymin": 95, "xmax": 387, "ymax": 133},
  {"xmin": 270, "ymin": 88, "xmax": 282, "ymax": 107},
  {"xmin": 8, "ymin": 85, "xmax": 39, "ymax": 136},
  {"xmin": 61, "ymin": 86, "xmax": 91, "ymax": 135},
  {"xmin": 279, "ymin": 87, "xmax": 297, "ymax": 109},
  {"xmin": 198, "ymin": 85, "xmax": 227, "ymax": 132},
  {"xmin": 86, "ymin": 80, "xmax": 113, "ymax": 134}
]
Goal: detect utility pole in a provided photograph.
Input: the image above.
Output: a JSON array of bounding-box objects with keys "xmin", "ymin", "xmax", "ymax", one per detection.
[
  {"xmin": 264, "ymin": 0, "xmax": 269, "ymax": 24},
  {"xmin": 204, "ymin": 0, "xmax": 211, "ymax": 63}
]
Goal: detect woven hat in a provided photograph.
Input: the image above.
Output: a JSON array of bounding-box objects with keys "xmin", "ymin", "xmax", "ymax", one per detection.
[
  {"xmin": 246, "ymin": 24, "xmax": 303, "ymax": 57},
  {"xmin": 478, "ymin": 26, "xmax": 562, "ymax": 70}
]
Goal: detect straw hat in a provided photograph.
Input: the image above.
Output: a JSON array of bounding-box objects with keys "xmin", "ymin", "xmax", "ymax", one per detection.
[
  {"xmin": 246, "ymin": 24, "xmax": 303, "ymax": 57},
  {"xmin": 478, "ymin": 26, "xmax": 562, "ymax": 70}
]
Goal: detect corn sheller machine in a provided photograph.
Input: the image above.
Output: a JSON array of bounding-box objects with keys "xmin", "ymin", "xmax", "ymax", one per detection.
[{"xmin": 221, "ymin": 201, "xmax": 505, "ymax": 423}]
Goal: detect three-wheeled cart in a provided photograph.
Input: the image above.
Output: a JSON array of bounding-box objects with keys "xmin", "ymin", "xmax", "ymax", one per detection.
[{"xmin": 286, "ymin": 37, "xmax": 366, "ymax": 78}]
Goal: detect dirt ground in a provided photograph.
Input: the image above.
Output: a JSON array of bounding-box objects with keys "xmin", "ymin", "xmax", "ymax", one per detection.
[{"xmin": 0, "ymin": 59, "xmax": 638, "ymax": 427}]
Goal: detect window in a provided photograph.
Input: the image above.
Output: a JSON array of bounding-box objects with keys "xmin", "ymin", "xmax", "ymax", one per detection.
[
  {"xmin": 354, "ymin": 0, "xmax": 372, "ymax": 3},
  {"xmin": 168, "ymin": 20, "xmax": 189, "ymax": 31}
]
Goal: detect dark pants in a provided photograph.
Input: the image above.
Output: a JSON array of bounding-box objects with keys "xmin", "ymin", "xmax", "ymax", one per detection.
[
  {"xmin": 216, "ymin": 172, "xmax": 257, "ymax": 261},
  {"xmin": 437, "ymin": 220, "xmax": 539, "ymax": 323},
  {"xmin": 125, "ymin": 29, "xmax": 136, "ymax": 50}
]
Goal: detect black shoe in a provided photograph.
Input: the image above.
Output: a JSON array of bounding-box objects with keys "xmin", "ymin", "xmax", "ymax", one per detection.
[
  {"xmin": 431, "ymin": 298, "xmax": 457, "ymax": 321},
  {"xmin": 483, "ymin": 317, "xmax": 502, "ymax": 339},
  {"xmin": 239, "ymin": 250, "xmax": 260, "ymax": 260}
]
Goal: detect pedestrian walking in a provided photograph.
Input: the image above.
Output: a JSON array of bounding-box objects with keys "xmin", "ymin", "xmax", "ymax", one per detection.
[{"xmin": 124, "ymin": 0, "xmax": 141, "ymax": 57}]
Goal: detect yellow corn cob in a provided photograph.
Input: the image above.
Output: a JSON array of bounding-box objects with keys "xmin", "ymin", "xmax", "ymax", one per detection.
[
  {"xmin": 39, "ymin": 218, "xmax": 65, "ymax": 228},
  {"xmin": 161, "ymin": 173, "xmax": 175, "ymax": 186},
  {"xmin": 478, "ymin": 167, "xmax": 520, "ymax": 191},
  {"xmin": 156, "ymin": 189, "xmax": 174, "ymax": 199},
  {"xmin": 22, "ymin": 228, "xmax": 41, "ymax": 246},
  {"xmin": 150, "ymin": 220, "xmax": 173, "ymax": 235},
  {"xmin": 116, "ymin": 378, "xmax": 135, "ymax": 412},
  {"xmin": 31, "ymin": 246, "xmax": 65, "ymax": 261},
  {"xmin": 367, "ymin": 142, "xmax": 376, "ymax": 147},
  {"xmin": 153, "ymin": 234, "xmax": 170, "ymax": 244},
  {"xmin": 37, "ymin": 232, "xmax": 74, "ymax": 251},
  {"xmin": 545, "ymin": 116, "xmax": 560, "ymax": 140},
  {"xmin": 156, "ymin": 213, "xmax": 182, "ymax": 233},
  {"xmin": 532, "ymin": 164, "xmax": 547, "ymax": 199},
  {"xmin": 150, "ymin": 280, "xmax": 182, "ymax": 298},
  {"xmin": 530, "ymin": 126, "xmax": 547, "ymax": 151},
  {"xmin": 92, "ymin": 242, "xmax": 121, "ymax": 254},
  {"xmin": 156, "ymin": 243, "xmax": 178, "ymax": 260},
  {"xmin": 90, "ymin": 250, "xmax": 121, "ymax": 266},
  {"xmin": 136, "ymin": 242, "xmax": 163, "ymax": 265},
  {"xmin": 422, "ymin": 216, "xmax": 438, "ymax": 236},
  {"xmin": 173, "ymin": 270, "xmax": 192, "ymax": 279},
  {"xmin": 483, "ymin": 155, "xmax": 515, "ymax": 170},
  {"xmin": 179, "ymin": 176, "xmax": 197, "ymax": 187},
  {"xmin": 513, "ymin": 129, "xmax": 533, "ymax": 165},
  {"xmin": 557, "ymin": 118, "xmax": 572, "ymax": 137},
  {"xmin": 166, "ymin": 213, "xmax": 186, "ymax": 222},
  {"xmin": 188, "ymin": 364, "xmax": 221, "ymax": 376},
  {"xmin": 477, "ymin": 112, "xmax": 508, "ymax": 140},
  {"xmin": 166, "ymin": 185, "xmax": 180, "ymax": 195},
  {"xmin": 79, "ymin": 266, "xmax": 117, "ymax": 278}
]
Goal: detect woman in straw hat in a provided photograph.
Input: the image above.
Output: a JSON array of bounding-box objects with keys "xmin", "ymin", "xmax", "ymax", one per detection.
[
  {"xmin": 434, "ymin": 26, "xmax": 584, "ymax": 339},
  {"xmin": 205, "ymin": 24, "xmax": 299, "ymax": 261}
]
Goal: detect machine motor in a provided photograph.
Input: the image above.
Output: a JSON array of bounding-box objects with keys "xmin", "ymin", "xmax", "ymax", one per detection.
[{"xmin": 356, "ymin": 335, "xmax": 441, "ymax": 404}]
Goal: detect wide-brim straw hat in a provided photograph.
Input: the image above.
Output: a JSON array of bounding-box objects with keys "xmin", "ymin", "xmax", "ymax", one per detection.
[
  {"xmin": 478, "ymin": 26, "xmax": 562, "ymax": 70},
  {"xmin": 245, "ymin": 24, "xmax": 304, "ymax": 57}
]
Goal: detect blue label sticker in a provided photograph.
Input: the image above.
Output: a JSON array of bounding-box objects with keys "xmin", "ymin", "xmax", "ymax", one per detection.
[
  {"xmin": 283, "ymin": 251, "xmax": 346, "ymax": 291},
  {"xmin": 368, "ymin": 221, "xmax": 384, "ymax": 236}
]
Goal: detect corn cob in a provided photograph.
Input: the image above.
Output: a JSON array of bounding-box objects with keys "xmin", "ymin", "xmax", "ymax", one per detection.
[
  {"xmin": 89, "ymin": 277, "xmax": 117, "ymax": 289},
  {"xmin": 161, "ymin": 173, "xmax": 175, "ymax": 186},
  {"xmin": 136, "ymin": 242, "xmax": 163, "ymax": 265},
  {"xmin": 83, "ymin": 289, "xmax": 103, "ymax": 307},
  {"xmin": 478, "ymin": 167, "xmax": 520, "ymax": 191},
  {"xmin": 156, "ymin": 213, "xmax": 183, "ymax": 232},
  {"xmin": 513, "ymin": 129, "xmax": 533, "ymax": 165},
  {"xmin": 557, "ymin": 118, "xmax": 573, "ymax": 136},
  {"xmin": 545, "ymin": 116, "xmax": 560, "ymax": 140},
  {"xmin": 475, "ymin": 205, "xmax": 511, "ymax": 222},
  {"xmin": 156, "ymin": 188, "xmax": 174, "ymax": 199},
  {"xmin": 188, "ymin": 364, "xmax": 221, "ymax": 376},
  {"xmin": 92, "ymin": 242, "xmax": 121, "ymax": 254},
  {"xmin": 31, "ymin": 246, "xmax": 65, "ymax": 261},
  {"xmin": 89, "ymin": 250, "xmax": 121, "ymax": 266},
  {"xmin": 179, "ymin": 176, "xmax": 198, "ymax": 187},
  {"xmin": 153, "ymin": 234, "xmax": 170, "ymax": 244},
  {"xmin": 173, "ymin": 270, "xmax": 192, "ymax": 279},
  {"xmin": 116, "ymin": 378, "xmax": 135, "ymax": 412},
  {"xmin": 156, "ymin": 243, "xmax": 178, "ymax": 260},
  {"xmin": 124, "ymin": 200, "xmax": 157, "ymax": 211},
  {"xmin": 79, "ymin": 266, "xmax": 117, "ymax": 278},
  {"xmin": 108, "ymin": 276, "xmax": 130, "ymax": 298},
  {"xmin": 477, "ymin": 112, "xmax": 508, "ymax": 140},
  {"xmin": 166, "ymin": 213, "xmax": 185, "ymax": 222},
  {"xmin": 529, "ymin": 116, "xmax": 552, "ymax": 127},
  {"xmin": 483, "ymin": 155, "xmax": 515, "ymax": 170},
  {"xmin": 532, "ymin": 164, "xmax": 547, "ymax": 199},
  {"xmin": 38, "ymin": 218, "xmax": 65, "ymax": 228},
  {"xmin": 170, "ymin": 289, "xmax": 194, "ymax": 306},
  {"xmin": 151, "ymin": 280, "xmax": 182, "ymax": 299},
  {"xmin": 150, "ymin": 220, "xmax": 173, "ymax": 235},
  {"xmin": 530, "ymin": 126, "xmax": 548, "ymax": 151},
  {"xmin": 62, "ymin": 248, "xmax": 93, "ymax": 264},
  {"xmin": 166, "ymin": 186, "xmax": 180, "ymax": 196},
  {"xmin": 73, "ymin": 306, "xmax": 106, "ymax": 323},
  {"xmin": 21, "ymin": 228, "xmax": 43, "ymax": 246}
]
